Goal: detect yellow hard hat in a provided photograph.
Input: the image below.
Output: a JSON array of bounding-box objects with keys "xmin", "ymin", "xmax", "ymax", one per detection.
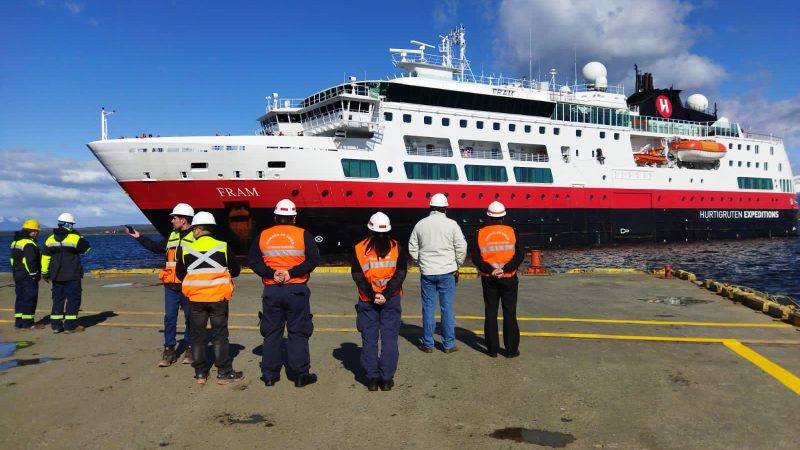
[{"xmin": 22, "ymin": 219, "xmax": 40, "ymax": 231}]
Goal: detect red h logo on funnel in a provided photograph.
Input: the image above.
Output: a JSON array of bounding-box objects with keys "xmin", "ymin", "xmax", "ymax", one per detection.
[{"xmin": 656, "ymin": 95, "xmax": 673, "ymax": 118}]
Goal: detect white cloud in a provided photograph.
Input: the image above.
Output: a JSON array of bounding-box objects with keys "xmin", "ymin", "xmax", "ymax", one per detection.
[
  {"xmin": 719, "ymin": 93, "xmax": 800, "ymax": 164},
  {"xmin": 496, "ymin": 0, "xmax": 726, "ymax": 91},
  {"xmin": 433, "ymin": 0, "xmax": 460, "ymax": 26},
  {"xmin": 0, "ymin": 148, "xmax": 147, "ymax": 226},
  {"xmin": 64, "ymin": 1, "xmax": 84, "ymax": 15}
]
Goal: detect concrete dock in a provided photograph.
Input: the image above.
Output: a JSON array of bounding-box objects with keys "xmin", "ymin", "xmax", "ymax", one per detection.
[{"xmin": 1, "ymin": 271, "xmax": 799, "ymax": 449}]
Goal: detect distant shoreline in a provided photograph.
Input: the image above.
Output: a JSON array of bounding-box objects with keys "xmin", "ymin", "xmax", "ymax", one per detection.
[{"xmin": 0, "ymin": 225, "xmax": 158, "ymax": 236}]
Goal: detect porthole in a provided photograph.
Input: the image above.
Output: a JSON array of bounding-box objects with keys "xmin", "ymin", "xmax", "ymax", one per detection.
[
  {"xmin": 291, "ymin": 189, "xmax": 300, "ymax": 197},
  {"xmin": 526, "ymin": 193, "xmax": 531, "ymax": 199},
  {"xmin": 494, "ymin": 193, "xmax": 500, "ymax": 199},
  {"xmin": 388, "ymin": 191, "xmax": 394, "ymax": 198},
  {"xmin": 589, "ymin": 194, "xmax": 594, "ymax": 200},
  {"xmin": 510, "ymin": 193, "xmax": 516, "ymax": 199},
  {"xmin": 425, "ymin": 192, "xmax": 431, "ymax": 198},
  {"xmin": 460, "ymin": 193, "xmax": 466, "ymax": 199},
  {"xmin": 554, "ymin": 194, "xmax": 559, "ymax": 199},
  {"xmin": 387, "ymin": 166, "xmax": 393, "ymax": 173},
  {"xmin": 367, "ymin": 191, "xmax": 373, "ymax": 197},
  {"xmin": 321, "ymin": 190, "xmax": 329, "ymax": 197},
  {"xmin": 565, "ymin": 194, "xmax": 570, "ymax": 200},
  {"xmin": 602, "ymin": 195, "xmax": 606, "ymax": 200},
  {"xmin": 346, "ymin": 190, "xmax": 352, "ymax": 197},
  {"xmin": 478, "ymin": 193, "xmax": 484, "ymax": 199},
  {"xmin": 540, "ymin": 194, "xmax": 545, "ymax": 200},
  {"xmin": 407, "ymin": 192, "xmax": 413, "ymax": 198},
  {"xmin": 602, "ymin": 175, "xmax": 607, "ymax": 180}
]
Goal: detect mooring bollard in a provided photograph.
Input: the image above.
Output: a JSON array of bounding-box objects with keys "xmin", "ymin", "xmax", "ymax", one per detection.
[
  {"xmin": 522, "ymin": 250, "xmax": 551, "ymax": 276},
  {"xmin": 664, "ymin": 264, "xmax": 673, "ymax": 279}
]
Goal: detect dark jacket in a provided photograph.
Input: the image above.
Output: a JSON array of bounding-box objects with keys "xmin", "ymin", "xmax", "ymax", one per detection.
[
  {"xmin": 10, "ymin": 230, "xmax": 41, "ymax": 282},
  {"xmin": 41, "ymin": 227, "xmax": 91, "ymax": 282}
]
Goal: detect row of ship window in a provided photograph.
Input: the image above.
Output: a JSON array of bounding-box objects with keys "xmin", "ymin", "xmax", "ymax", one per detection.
[
  {"xmin": 728, "ymin": 160, "xmax": 783, "ymax": 172},
  {"xmin": 729, "ymin": 142, "xmax": 775, "ymax": 154},
  {"xmin": 385, "ymin": 112, "xmax": 622, "ymax": 140}
]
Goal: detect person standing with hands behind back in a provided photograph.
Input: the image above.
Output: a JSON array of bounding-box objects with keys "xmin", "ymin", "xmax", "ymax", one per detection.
[
  {"xmin": 471, "ymin": 202, "xmax": 524, "ymax": 358},
  {"xmin": 351, "ymin": 212, "xmax": 407, "ymax": 391},
  {"xmin": 249, "ymin": 199, "xmax": 320, "ymax": 388},
  {"xmin": 408, "ymin": 193, "xmax": 467, "ymax": 354}
]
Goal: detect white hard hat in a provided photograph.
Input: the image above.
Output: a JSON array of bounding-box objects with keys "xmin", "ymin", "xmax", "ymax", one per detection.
[
  {"xmin": 57, "ymin": 212, "xmax": 75, "ymax": 224},
  {"xmin": 170, "ymin": 203, "xmax": 195, "ymax": 217},
  {"xmin": 367, "ymin": 212, "xmax": 392, "ymax": 232},
  {"xmin": 487, "ymin": 201, "xmax": 506, "ymax": 217},
  {"xmin": 429, "ymin": 193, "xmax": 448, "ymax": 207},
  {"xmin": 191, "ymin": 211, "xmax": 216, "ymax": 226},
  {"xmin": 274, "ymin": 198, "xmax": 297, "ymax": 216}
]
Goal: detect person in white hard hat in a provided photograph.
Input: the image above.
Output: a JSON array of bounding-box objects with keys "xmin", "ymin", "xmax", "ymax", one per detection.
[
  {"xmin": 350, "ymin": 212, "xmax": 408, "ymax": 391},
  {"xmin": 248, "ymin": 198, "xmax": 320, "ymax": 388},
  {"xmin": 471, "ymin": 201, "xmax": 524, "ymax": 358},
  {"xmin": 126, "ymin": 203, "xmax": 197, "ymax": 366},
  {"xmin": 175, "ymin": 211, "xmax": 243, "ymax": 385},
  {"xmin": 408, "ymin": 193, "xmax": 467, "ymax": 353},
  {"xmin": 41, "ymin": 213, "xmax": 91, "ymax": 334}
]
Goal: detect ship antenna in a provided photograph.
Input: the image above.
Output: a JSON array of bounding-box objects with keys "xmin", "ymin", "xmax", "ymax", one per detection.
[
  {"xmin": 101, "ymin": 107, "xmax": 115, "ymax": 141},
  {"xmin": 573, "ymin": 44, "xmax": 577, "ymax": 87},
  {"xmin": 528, "ymin": 27, "xmax": 532, "ymax": 87}
]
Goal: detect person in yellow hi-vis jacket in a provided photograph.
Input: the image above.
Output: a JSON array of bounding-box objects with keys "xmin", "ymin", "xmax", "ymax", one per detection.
[
  {"xmin": 41, "ymin": 213, "xmax": 91, "ymax": 334},
  {"xmin": 10, "ymin": 219, "xmax": 44, "ymax": 329},
  {"xmin": 175, "ymin": 211, "xmax": 242, "ymax": 386}
]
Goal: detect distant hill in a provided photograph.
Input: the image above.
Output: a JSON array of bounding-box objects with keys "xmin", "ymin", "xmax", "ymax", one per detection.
[{"xmin": 0, "ymin": 224, "xmax": 157, "ymax": 236}]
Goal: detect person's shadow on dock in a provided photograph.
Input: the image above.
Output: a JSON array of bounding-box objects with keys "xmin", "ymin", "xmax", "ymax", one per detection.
[
  {"xmin": 398, "ymin": 321, "xmax": 485, "ymax": 353},
  {"xmin": 38, "ymin": 310, "xmax": 118, "ymax": 329},
  {"xmin": 332, "ymin": 342, "xmax": 366, "ymax": 384}
]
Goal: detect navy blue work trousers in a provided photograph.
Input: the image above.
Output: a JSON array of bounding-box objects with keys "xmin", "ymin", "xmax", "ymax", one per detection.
[
  {"xmin": 14, "ymin": 277, "xmax": 39, "ymax": 328},
  {"xmin": 51, "ymin": 279, "xmax": 81, "ymax": 331},
  {"xmin": 356, "ymin": 295, "xmax": 402, "ymax": 381},
  {"xmin": 259, "ymin": 283, "xmax": 313, "ymax": 379}
]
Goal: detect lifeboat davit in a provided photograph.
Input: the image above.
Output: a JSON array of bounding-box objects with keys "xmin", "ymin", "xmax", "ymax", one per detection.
[{"xmin": 669, "ymin": 140, "xmax": 726, "ymax": 162}]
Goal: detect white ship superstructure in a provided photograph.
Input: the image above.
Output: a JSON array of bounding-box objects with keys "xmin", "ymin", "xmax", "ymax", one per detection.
[{"xmin": 88, "ymin": 26, "xmax": 797, "ymax": 253}]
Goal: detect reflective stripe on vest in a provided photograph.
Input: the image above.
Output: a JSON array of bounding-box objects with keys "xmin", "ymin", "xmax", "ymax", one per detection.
[
  {"xmin": 354, "ymin": 237, "xmax": 402, "ymax": 302},
  {"xmin": 160, "ymin": 230, "xmax": 194, "ymax": 284},
  {"xmin": 180, "ymin": 237, "xmax": 234, "ymax": 302},
  {"xmin": 42, "ymin": 232, "xmax": 82, "ymax": 274},
  {"xmin": 10, "ymin": 238, "xmax": 38, "ymax": 275},
  {"xmin": 477, "ymin": 225, "xmax": 517, "ymax": 277},
  {"xmin": 259, "ymin": 225, "xmax": 308, "ymax": 285}
]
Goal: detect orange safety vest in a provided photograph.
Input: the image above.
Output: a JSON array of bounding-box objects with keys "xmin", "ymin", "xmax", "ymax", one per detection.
[
  {"xmin": 354, "ymin": 237, "xmax": 402, "ymax": 302},
  {"xmin": 180, "ymin": 235, "xmax": 234, "ymax": 302},
  {"xmin": 259, "ymin": 225, "xmax": 309, "ymax": 285},
  {"xmin": 477, "ymin": 225, "xmax": 517, "ymax": 278},
  {"xmin": 159, "ymin": 230, "xmax": 195, "ymax": 284}
]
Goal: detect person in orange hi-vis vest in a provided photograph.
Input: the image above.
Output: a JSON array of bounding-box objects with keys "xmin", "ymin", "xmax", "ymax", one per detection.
[
  {"xmin": 126, "ymin": 203, "xmax": 196, "ymax": 367},
  {"xmin": 471, "ymin": 202, "xmax": 525, "ymax": 358},
  {"xmin": 248, "ymin": 199, "xmax": 320, "ymax": 388},
  {"xmin": 175, "ymin": 211, "xmax": 242, "ymax": 386},
  {"xmin": 351, "ymin": 212, "xmax": 407, "ymax": 391}
]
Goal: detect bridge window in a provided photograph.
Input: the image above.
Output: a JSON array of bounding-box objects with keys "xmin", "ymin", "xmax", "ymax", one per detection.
[
  {"xmin": 404, "ymin": 162, "xmax": 458, "ymax": 180},
  {"xmin": 465, "ymin": 165, "xmax": 508, "ymax": 182},
  {"xmin": 342, "ymin": 159, "xmax": 379, "ymax": 178}
]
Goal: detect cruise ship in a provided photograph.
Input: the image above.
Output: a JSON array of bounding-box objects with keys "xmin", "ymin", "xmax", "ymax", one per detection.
[{"xmin": 88, "ymin": 26, "xmax": 797, "ymax": 254}]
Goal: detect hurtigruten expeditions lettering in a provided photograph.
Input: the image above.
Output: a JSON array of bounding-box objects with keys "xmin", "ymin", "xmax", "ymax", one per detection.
[{"xmin": 699, "ymin": 210, "xmax": 780, "ymax": 219}]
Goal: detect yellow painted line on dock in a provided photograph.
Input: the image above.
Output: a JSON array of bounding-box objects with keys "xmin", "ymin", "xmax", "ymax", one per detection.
[
  {"xmin": 3, "ymin": 319, "xmax": 798, "ymax": 395},
  {"xmin": 2, "ymin": 308, "xmax": 791, "ymax": 328},
  {"xmin": 723, "ymin": 340, "xmax": 800, "ymax": 396}
]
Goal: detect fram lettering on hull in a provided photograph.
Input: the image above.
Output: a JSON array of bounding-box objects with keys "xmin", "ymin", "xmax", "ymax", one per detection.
[
  {"xmin": 216, "ymin": 187, "xmax": 260, "ymax": 197},
  {"xmin": 700, "ymin": 210, "xmax": 780, "ymax": 219}
]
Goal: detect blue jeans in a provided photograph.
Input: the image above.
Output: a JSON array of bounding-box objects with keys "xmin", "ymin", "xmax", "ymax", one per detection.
[
  {"xmin": 356, "ymin": 295, "xmax": 402, "ymax": 380},
  {"xmin": 420, "ymin": 273, "xmax": 456, "ymax": 349},
  {"xmin": 164, "ymin": 287, "xmax": 190, "ymax": 347}
]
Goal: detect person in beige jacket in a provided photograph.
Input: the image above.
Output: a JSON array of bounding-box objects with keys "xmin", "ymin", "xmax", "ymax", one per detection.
[{"xmin": 408, "ymin": 193, "xmax": 467, "ymax": 353}]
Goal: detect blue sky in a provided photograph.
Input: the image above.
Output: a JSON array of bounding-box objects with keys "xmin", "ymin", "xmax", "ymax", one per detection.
[{"xmin": 1, "ymin": 0, "xmax": 799, "ymax": 227}]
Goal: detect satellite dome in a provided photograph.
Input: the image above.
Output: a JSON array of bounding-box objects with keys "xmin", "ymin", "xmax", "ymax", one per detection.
[
  {"xmin": 686, "ymin": 94, "xmax": 709, "ymax": 112},
  {"xmin": 717, "ymin": 116, "xmax": 729, "ymax": 123},
  {"xmin": 582, "ymin": 62, "xmax": 607, "ymax": 84},
  {"xmin": 595, "ymin": 75, "xmax": 608, "ymax": 90},
  {"xmin": 559, "ymin": 85, "xmax": 572, "ymax": 94}
]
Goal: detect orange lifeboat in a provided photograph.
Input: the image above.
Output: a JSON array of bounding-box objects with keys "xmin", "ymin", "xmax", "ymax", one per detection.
[
  {"xmin": 633, "ymin": 146, "xmax": 666, "ymax": 166},
  {"xmin": 669, "ymin": 140, "xmax": 726, "ymax": 162}
]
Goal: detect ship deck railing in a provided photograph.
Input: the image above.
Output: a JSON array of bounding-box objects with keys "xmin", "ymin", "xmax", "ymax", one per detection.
[
  {"xmin": 510, "ymin": 151, "xmax": 549, "ymax": 163},
  {"xmin": 406, "ymin": 146, "xmax": 454, "ymax": 157},
  {"xmin": 460, "ymin": 148, "xmax": 503, "ymax": 160},
  {"xmin": 630, "ymin": 116, "xmax": 783, "ymax": 144}
]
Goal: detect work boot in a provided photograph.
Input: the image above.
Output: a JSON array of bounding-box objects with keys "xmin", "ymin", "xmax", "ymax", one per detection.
[
  {"xmin": 195, "ymin": 373, "xmax": 208, "ymax": 385},
  {"xmin": 181, "ymin": 346, "xmax": 193, "ymax": 365},
  {"xmin": 217, "ymin": 370, "xmax": 244, "ymax": 385},
  {"xmin": 366, "ymin": 378, "xmax": 380, "ymax": 392},
  {"xmin": 379, "ymin": 379, "xmax": 394, "ymax": 391},
  {"xmin": 158, "ymin": 346, "xmax": 177, "ymax": 367},
  {"xmin": 294, "ymin": 373, "xmax": 317, "ymax": 388},
  {"xmin": 64, "ymin": 325, "xmax": 85, "ymax": 334}
]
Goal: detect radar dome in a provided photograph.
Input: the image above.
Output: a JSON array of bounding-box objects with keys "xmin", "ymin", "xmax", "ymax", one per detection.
[
  {"xmin": 686, "ymin": 94, "xmax": 708, "ymax": 112},
  {"xmin": 717, "ymin": 116, "xmax": 729, "ymax": 123},
  {"xmin": 595, "ymin": 76, "xmax": 608, "ymax": 90},
  {"xmin": 582, "ymin": 62, "xmax": 607, "ymax": 84},
  {"xmin": 559, "ymin": 85, "xmax": 572, "ymax": 94}
]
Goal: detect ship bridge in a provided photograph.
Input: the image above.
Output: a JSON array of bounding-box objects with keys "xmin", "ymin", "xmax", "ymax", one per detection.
[{"xmin": 256, "ymin": 82, "xmax": 382, "ymax": 138}]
